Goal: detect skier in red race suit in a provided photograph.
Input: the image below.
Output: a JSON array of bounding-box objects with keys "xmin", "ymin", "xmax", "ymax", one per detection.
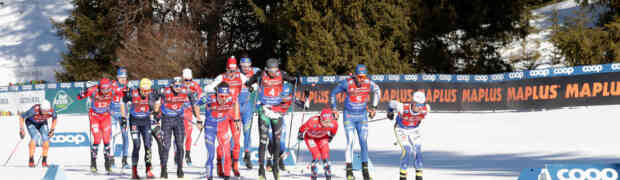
[
  {"xmin": 298, "ymin": 108, "xmax": 338, "ymax": 180},
  {"xmin": 204, "ymin": 56, "xmax": 245, "ymax": 176},
  {"xmin": 77, "ymin": 77, "xmax": 126, "ymax": 173},
  {"xmin": 181, "ymin": 68, "xmax": 203, "ymax": 166}
]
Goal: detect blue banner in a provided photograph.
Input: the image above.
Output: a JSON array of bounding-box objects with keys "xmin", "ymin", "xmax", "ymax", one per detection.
[
  {"xmin": 49, "ymin": 132, "xmax": 90, "ymax": 147},
  {"xmin": 544, "ymin": 163, "xmax": 620, "ymax": 180}
]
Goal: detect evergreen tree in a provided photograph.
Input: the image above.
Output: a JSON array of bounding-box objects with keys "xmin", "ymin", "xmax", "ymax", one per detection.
[{"xmin": 53, "ymin": 0, "xmax": 122, "ymax": 81}]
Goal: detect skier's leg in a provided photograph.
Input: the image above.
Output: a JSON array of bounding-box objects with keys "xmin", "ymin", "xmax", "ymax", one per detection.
[
  {"xmin": 357, "ymin": 119, "xmax": 369, "ymax": 162},
  {"xmin": 159, "ymin": 118, "xmax": 173, "ymax": 166},
  {"xmin": 395, "ymin": 127, "xmax": 412, "ymax": 178},
  {"xmin": 270, "ymin": 116, "xmax": 282, "ymax": 177},
  {"xmin": 183, "ymin": 109, "xmax": 193, "ymax": 153},
  {"xmin": 130, "ymin": 119, "xmax": 142, "ymax": 166},
  {"xmin": 89, "ymin": 112, "xmax": 102, "ymax": 159},
  {"xmin": 217, "ymin": 120, "xmax": 231, "ymax": 177},
  {"xmin": 102, "ymin": 113, "xmax": 113, "ymax": 158},
  {"xmin": 305, "ymin": 138, "xmax": 320, "ymax": 160},
  {"xmin": 230, "ymin": 117, "xmax": 241, "ymax": 161},
  {"xmin": 141, "ymin": 121, "xmax": 153, "ymax": 166},
  {"xmin": 240, "ymin": 93, "xmax": 253, "ymax": 153},
  {"xmin": 257, "ymin": 109, "xmax": 270, "ymax": 177},
  {"xmin": 25, "ymin": 124, "xmax": 41, "ymax": 165},
  {"xmin": 412, "ymin": 129, "xmax": 423, "ymax": 179},
  {"xmin": 343, "ymin": 111, "xmax": 356, "ymax": 164},
  {"xmin": 39, "ymin": 124, "xmax": 50, "ymax": 159},
  {"xmin": 173, "ymin": 116, "xmax": 186, "ymax": 174},
  {"xmin": 204, "ymin": 122, "xmax": 217, "ymax": 178}
]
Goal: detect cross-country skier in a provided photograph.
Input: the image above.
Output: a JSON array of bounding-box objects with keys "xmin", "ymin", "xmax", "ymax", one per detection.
[
  {"xmin": 197, "ymin": 83, "xmax": 237, "ymax": 180},
  {"xmin": 245, "ymin": 58, "xmax": 297, "ymax": 180},
  {"xmin": 265, "ymin": 81, "xmax": 307, "ymax": 172},
  {"xmin": 111, "ymin": 67, "xmax": 130, "ymax": 169},
  {"xmin": 329, "ymin": 64, "xmax": 381, "ymax": 180},
  {"xmin": 77, "ymin": 77, "xmax": 126, "ymax": 173},
  {"xmin": 181, "ymin": 68, "xmax": 203, "ymax": 166},
  {"xmin": 238, "ymin": 53, "xmax": 261, "ymax": 169},
  {"xmin": 297, "ymin": 108, "xmax": 338, "ymax": 180},
  {"xmin": 123, "ymin": 78, "xmax": 158, "ymax": 179},
  {"xmin": 387, "ymin": 91, "xmax": 430, "ymax": 180},
  {"xmin": 152, "ymin": 77, "xmax": 202, "ymax": 178},
  {"xmin": 19, "ymin": 100, "xmax": 57, "ymax": 168},
  {"xmin": 204, "ymin": 56, "xmax": 245, "ymax": 177}
]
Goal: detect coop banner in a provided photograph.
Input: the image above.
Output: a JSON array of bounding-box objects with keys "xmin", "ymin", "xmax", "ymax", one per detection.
[{"xmin": 295, "ymin": 72, "xmax": 620, "ymax": 111}]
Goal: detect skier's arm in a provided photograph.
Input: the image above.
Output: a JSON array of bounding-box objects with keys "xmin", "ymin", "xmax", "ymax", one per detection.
[
  {"xmin": 204, "ymin": 75, "xmax": 224, "ymax": 94},
  {"xmin": 370, "ymin": 81, "xmax": 381, "ymax": 108},
  {"xmin": 298, "ymin": 119, "xmax": 311, "ymax": 135},
  {"xmin": 123, "ymin": 88, "xmax": 132, "ymax": 103},
  {"xmin": 281, "ymin": 71, "xmax": 298, "ymax": 83},
  {"xmin": 329, "ymin": 81, "xmax": 347, "ymax": 110},
  {"xmin": 330, "ymin": 119, "xmax": 338, "ymax": 136},
  {"xmin": 77, "ymin": 86, "xmax": 95, "ymax": 100},
  {"xmin": 245, "ymin": 70, "xmax": 263, "ymax": 87},
  {"xmin": 153, "ymin": 88, "xmax": 164, "ymax": 113},
  {"xmin": 188, "ymin": 93, "xmax": 201, "ymax": 120},
  {"xmin": 19, "ymin": 107, "xmax": 36, "ymax": 131}
]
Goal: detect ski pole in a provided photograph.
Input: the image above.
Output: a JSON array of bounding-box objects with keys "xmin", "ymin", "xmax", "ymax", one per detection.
[
  {"xmin": 3, "ymin": 138, "xmax": 23, "ymax": 166},
  {"xmin": 192, "ymin": 126, "xmax": 203, "ymax": 146}
]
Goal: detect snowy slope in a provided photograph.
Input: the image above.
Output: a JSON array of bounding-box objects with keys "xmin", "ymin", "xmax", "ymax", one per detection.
[
  {"xmin": 500, "ymin": 0, "xmax": 608, "ymax": 70},
  {"xmin": 0, "ymin": 0, "xmax": 73, "ymax": 85},
  {"xmin": 2, "ymin": 105, "xmax": 620, "ymax": 179}
]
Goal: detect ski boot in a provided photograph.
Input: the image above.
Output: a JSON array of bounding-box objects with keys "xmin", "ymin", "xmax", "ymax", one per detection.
[
  {"xmin": 258, "ymin": 165, "xmax": 266, "ymax": 180},
  {"xmin": 160, "ymin": 165, "xmax": 168, "ymax": 179},
  {"xmin": 104, "ymin": 156, "xmax": 112, "ymax": 173},
  {"xmin": 310, "ymin": 161, "xmax": 318, "ymax": 180},
  {"xmin": 90, "ymin": 158, "xmax": 97, "ymax": 172},
  {"xmin": 233, "ymin": 159, "xmax": 240, "ymax": 177},
  {"xmin": 145, "ymin": 163, "xmax": 155, "ymax": 179},
  {"xmin": 243, "ymin": 151, "xmax": 253, "ymax": 169},
  {"xmin": 185, "ymin": 151, "xmax": 192, "ymax": 167},
  {"xmin": 415, "ymin": 170, "xmax": 423, "ymax": 180},
  {"xmin": 400, "ymin": 169, "xmax": 407, "ymax": 180},
  {"xmin": 362, "ymin": 162, "xmax": 372, "ymax": 180},
  {"xmin": 131, "ymin": 165, "xmax": 140, "ymax": 179},
  {"xmin": 217, "ymin": 159, "xmax": 223, "ymax": 177},
  {"xmin": 324, "ymin": 160, "xmax": 332, "ymax": 180},
  {"xmin": 223, "ymin": 176, "xmax": 230, "ymax": 180},
  {"xmin": 272, "ymin": 159, "xmax": 280, "ymax": 180},
  {"xmin": 28, "ymin": 157, "xmax": 34, "ymax": 168},
  {"xmin": 346, "ymin": 163, "xmax": 355, "ymax": 180},
  {"xmin": 279, "ymin": 158, "xmax": 286, "ymax": 171},
  {"xmin": 122, "ymin": 156, "xmax": 129, "ymax": 169},
  {"xmin": 41, "ymin": 156, "xmax": 48, "ymax": 167},
  {"xmin": 177, "ymin": 166, "xmax": 184, "ymax": 178}
]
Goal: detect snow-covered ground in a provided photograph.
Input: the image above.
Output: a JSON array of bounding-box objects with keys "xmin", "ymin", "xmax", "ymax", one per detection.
[
  {"xmin": 0, "ymin": 0, "xmax": 72, "ymax": 85},
  {"xmin": 500, "ymin": 0, "xmax": 608, "ymax": 70},
  {"xmin": 2, "ymin": 105, "xmax": 620, "ymax": 179}
]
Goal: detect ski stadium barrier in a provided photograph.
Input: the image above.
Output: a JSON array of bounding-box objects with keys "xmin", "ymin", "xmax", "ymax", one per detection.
[{"xmin": 0, "ymin": 63, "xmax": 619, "ymax": 114}]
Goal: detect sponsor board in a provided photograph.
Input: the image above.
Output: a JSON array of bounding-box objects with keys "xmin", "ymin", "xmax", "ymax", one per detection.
[
  {"xmin": 50, "ymin": 132, "xmax": 90, "ymax": 147},
  {"xmin": 540, "ymin": 164, "xmax": 620, "ymax": 180},
  {"xmin": 239, "ymin": 148, "xmax": 296, "ymax": 167}
]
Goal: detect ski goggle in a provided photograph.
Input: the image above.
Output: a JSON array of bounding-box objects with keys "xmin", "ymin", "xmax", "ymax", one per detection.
[
  {"xmin": 267, "ymin": 67, "xmax": 278, "ymax": 73},
  {"xmin": 173, "ymin": 84, "xmax": 183, "ymax": 89}
]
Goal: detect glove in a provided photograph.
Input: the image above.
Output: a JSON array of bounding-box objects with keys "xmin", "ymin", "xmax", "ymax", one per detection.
[
  {"xmin": 48, "ymin": 128, "xmax": 55, "ymax": 138},
  {"xmin": 19, "ymin": 128, "xmax": 25, "ymax": 139},
  {"xmin": 297, "ymin": 132, "xmax": 305, "ymax": 141},
  {"xmin": 151, "ymin": 124, "xmax": 162, "ymax": 142},
  {"xmin": 387, "ymin": 111, "xmax": 395, "ymax": 120},
  {"xmin": 368, "ymin": 106, "xmax": 377, "ymax": 119},
  {"xmin": 196, "ymin": 119, "xmax": 204, "ymax": 130},
  {"xmin": 77, "ymin": 88, "xmax": 86, "ymax": 99},
  {"xmin": 328, "ymin": 135, "xmax": 334, "ymax": 142},
  {"xmin": 263, "ymin": 106, "xmax": 281, "ymax": 119},
  {"xmin": 121, "ymin": 116, "xmax": 128, "ymax": 129}
]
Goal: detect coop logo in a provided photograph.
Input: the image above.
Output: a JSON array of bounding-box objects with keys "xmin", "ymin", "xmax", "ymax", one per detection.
[
  {"xmin": 35, "ymin": 84, "xmax": 45, "ymax": 89},
  {"xmin": 158, "ymin": 80, "xmax": 169, "ymax": 85},
  {"xmin": 50, "ymin": 132, "xmax": 90, "ymax": 147},
  {"xmin": 47, "ymin": 83, "xmax": 57, "ymax": 89},
  {"xmin": 53, "ymin": 90, "xmax": 74, "ymax": 112},
  {"xmin": 456, "ymin": 75, "xmax": 470, "ymax": 82},
  {"xmin": 556, "ymin": 168, "xmax": 618, "ymax": 180},
  {"xmin": 21, "ymin": 85, "xmax": 32, "ymax": 90},
  {"xmin": 403, "ymin": 74, "xmax": 418, "ymax": 81},
  {"xmin": 74, "ymin": 82, "xmax": 84, "ymax": 88},
  {"xmin": 422, "ymin": 75, "xmax": 436, "ymax": 81},
  {"xmin": 438, "ymin": 75, "xmax": 452, "ymax": 81},
  {"xmin": 490, "ymin": 74, "xmax": 504, "ymax": 81},
  {"xmin": 371, "ymin": 75, "xmax": 385, "ymax": 82},
  {"xmin": 306, "ymin": 77, "xmax": 319, "ymax": 83},
  {"xmin": 60, "ymin": 83, "xmax": 72, "ymax": 89},
  {"xmin": 338, "ymin": 76, "xmax": 349, "ymax": 81},
  {"xmin": 553, "ymin": 67, "xmax": 575, "ymax": 75},
  {"xmin": 322, "ymin": 76, "xmax": 336, "ymax": 82},
  {"xmin": 611, "ymin": 63, "xmax": 620, "ymax": 71},
  {"xmin": 474, "ymin": 75, "xmax": 488, "ymax": 82},
  {"xmin": 388, "ymin": 75, "xmax": 400, "ymax": 81},
  {"xmin": 529, "ymin": 69, "xmax": 550, "ymax": 77},
  {"xmin": 508, "ymin": 72, "xmax": 524, "ymax": 79},
  {"xmin": 582, "ymin": 65, "xmax": 604, "ymax": 73}
]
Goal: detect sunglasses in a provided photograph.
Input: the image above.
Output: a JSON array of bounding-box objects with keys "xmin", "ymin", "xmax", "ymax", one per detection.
[
  {"xmin": 184, "ymin": 79, "xmax": 192, "ymax": 82},
  {"xmin": 173, "ymin": 84, "xmax": 183, "ymax": 88}
]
